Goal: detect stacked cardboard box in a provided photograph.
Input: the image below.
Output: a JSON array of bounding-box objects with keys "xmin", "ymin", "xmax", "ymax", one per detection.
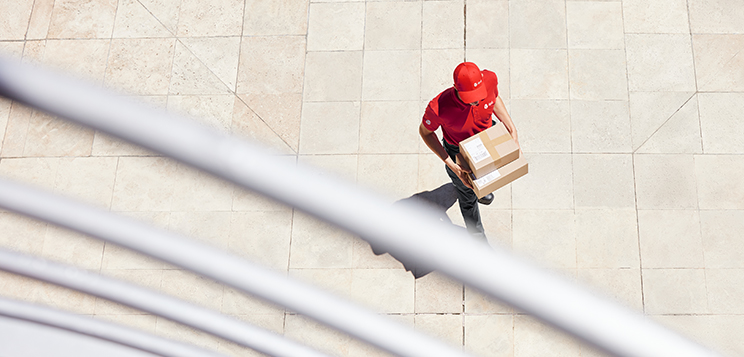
[{"xmin": 458, "ymin": 120, "xmax": 528, "ymax": 198}]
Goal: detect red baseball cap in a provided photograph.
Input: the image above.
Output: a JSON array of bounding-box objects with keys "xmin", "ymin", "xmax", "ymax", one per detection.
[{"xmin": 453, "ymin": 62, "xmax": 487, "ymax": 104}]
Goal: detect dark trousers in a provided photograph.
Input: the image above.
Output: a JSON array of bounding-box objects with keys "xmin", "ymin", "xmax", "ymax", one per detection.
[{"xmin": 443, "ymin": 139, "xmax": 485, "ymax": 238}]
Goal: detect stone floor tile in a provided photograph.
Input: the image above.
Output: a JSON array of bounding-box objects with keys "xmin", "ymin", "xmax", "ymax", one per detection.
[
  {"xmin": 650, "ymin": 315, "xmax": 717, "ymax": 356},
  {"xmin": 243, "ymin": 0, "xmax": 308, "ymax": 36},
  {"xmin": 231, "ymin": 98, "xmax": 295, "ymax": 154},
  {"xmin": 155, "ymin": 318, "xmax": 223, "ymax": 351},
  {"xmin": 26, "ymin": 0, "xmax": 55, "ymax": 40},
  {"xmin": 415, "ymin": 272, "xmax": 463, "ymax": 314},
  {"xmin": 232, "ymin": 185, "xmax": 292, "ymax": 213},
  {"xmin": 23, "ymin": 112, "xmax": 95, "ymax": 157},
  {"xmin": 1, "ymin": 102, "xmax": 33, "ymax": 158},
  {"xmin": 357, "ymin": 154, "xmax": 419, "ymax": 201},
  {"xmin": 111, "ymin": 156, "xmax": 180, "ymax": 212},
  {"xmin": 423, "ymin": 0, "xmax": 464, "ymax": 50},
  {"xmin": 622, "ymin": 0, "xmax": 689, "ymax": 33},
  {"xmin": 359, "ymin": 101, "xmax": 421, "ymax": 154},
  {"xmin": 465, "ymin": 49, "xmax": 510, "ymax": 100},
  {"xmin": 365, "ymin": 2, "xmax": 421, "ymax": 51},
  {"xmin": 575, "ymin": 209, "xmax": 639, "ymax": 268},
  {"xmin": 180, "ymin": 37, "xmax": 241, "ymax": 92},
  {"xmin": 303, "ymin": 51, "xmax": 362, "ymax": 102},
  {"xmin": 570, "ymin": 100, "xmax": 632, "ymax": 153},
  {"xmin": 169, "ymin": 165, "xmax": 235, "ymax": 212},
  {"xmin": 0, "ymin": 42, "xmax": 24, "ymax": 60},
  {"xmin": 414, "ymin": 314, "xmax": 463, "ymax": 348},
  {"xmin": 692, "ymin": 35, "xmax": 744, "ymax": 92},
  {"xmin": 95, "ymin": 269, "xmax": 163, "ymax": 315},
  {"xmin": 218, "ymin": 315, "xmax": 286, "ymax": 356},
  {"xmin": 170, "ymin": 41, "xmax": 233, "ymax": 95},
  {"xmin": 628, "ymin": 91, "xmax": 694, "ymax": 151},
  {"xmin": 689, "ymin": 0, "xmax": 744, "ymax": 33},
  {"xmin": 94, "ymin": 314, "xmax": 158, "ymax": 334},
  {"xmin": 566, "ymin": 1, "xmax": 624, "ymax": 49},
  {"xmin": 137, "ymin": 0, "xmax": 180, "ymax": 34},
  {"xmin": 0, "ymin": 98, "xmax": 11, "ymax": 148},
  {"xmin": 284, "ymin": 314, "xmax": 354, "ymax": 357},
  {"xmin": 160, "ymin": 270, "xmax": 224, "ymax": 311},
  {"xmin": 464, "ymin": 286, "xmax": 513, "ymax": 314},
  {"xmin": 54, "ymin": 157, "xmax": 118, "ymax": 209},
  {"xmin": 481, "ymin": 209, "xmax": 512, "ymax": 246},
  {"xmin": 21, "ymin": 40, "xmax": 46, "ymax": 64},
  {"xmin": 508, "ymin": 99, "xmax": 570, "ymax": 153},
  {"xmin": 573, "ymin": 154, "xmax": 635, "ymax": 208},
  {"xmin": 514, "ymin": 315, "xmax": 582, "ymax": 357},
  {"xmin": 362, "ymin": 50, "xmax": 421, "ymax": 101},
  {"xmin": 239, "ymin": 93, "xmax": 302, "ymax": 152},
  {"xmin": 417, "ymin": 154, "xmax": 450, "ymax": 192},
  {"xmin": 0, "ymin": 212, "xmax": 47, "ymax": 256},
  {"xmin": 167, "ymin": 95, "xmax": 234, "ymax": 133},
  {"xmin": 47, "ymin": 0, "xmax": 117, "ymax": 39},
  {"xmin": 695, "ymin": 155, "xmax": 744, "ymax": 210},
  {"xmin": 228, "ymin": 211, "xmax": 292, "ymax": 271},
  {"xmin": 178, "ymin": 0, "xmax": 243, "ymax": 37},
  {"xmin": 238, "ymin": 36, "xmax": 307, "ymax": 95},
  {"xmin": 577, "ymin": 268, "xmax": 643, "ymax": 311},
  {"xmin": 351, "ymin": 239, "xmax": 403, "ymax": 270},
  {"xmin": 299, "ymin": 101, "xmax": 360, "ymax": 154},
  {"xmin": 105, "ymin": 38, "xmax": 176, "ymax": 96},
  {"xmin": 222, "ymin": 286, "xmax": 285, "ymax": 316},
  {"xmin": 0, "ymin": 157, "xmax": 59, "ymax": 189},
  {"xmin": 350, "ymin": 269, "xmax": 414, "ymax": 313},
  {"xmin": 466, "ymin": 0, "xmax": 509, "ymax": 49},
  {"xmin": 512, "ymin": 210, "xmax": 576, "ymax": 270},
  {"xmin": 100, "ymin": 212, "xmax": 170, "ymax": 270},
  {"xmin": 638, "ymin": 210, "xmax": 705, "ymax": 268},
  {"xmin": 289, "ymin": 212, "xmax": 355, "ymax": 269},
  {"xmin": 636, "ymin": 95, "xmax": 702, "ymax": 154},
  {"xmin": 698, "ymin": 93, "xmax": 744, "ymax": 154},
  {"xmin": 642, "ymin": 268, "xmax": 708, "ymax": 314},
  {"xmin": 464, "ymin": 315, "xmax": 513, "ymax": 357},
  {"xmin": 422, "ymin": 49, "xmax": 465, "ymax": 102},
  {"xmin": 509, "ymin": 0, "xmax": 567, "ymax": 49},
  {"xmin": 41, "ymin": 39, "xmax": 110, "ymax": 84},
  {"xmin": 167, "ymin": 212, "xmax": 233, "ymax": 250},
  {"xmin": 32, "ymin": 282, "xmax": 98, "ymax": 314},
  {"xmin": 307, "ymin": 2, "xmax": 365, "ymax": 51},
  {"xmin": 705, "ymin": 315, "xmax": 744, "ymax": 356},
  {"xmin": 299, "ymin": 154, "xmax": 358, "ymax": 184},
  {"xmin": 706, "ymin": 269, "xmax": 744, "ymax": 314},
  {"xmin": 511, "ymin": 154, "xmax": 574, "ymax": 209},
  {"xmin": 510, "ymin": 49, "xmax": 569, "ymax": 99},
  {"xmin": 700, "ymin": 210, "xmax": 744, "ymax": 268},
  {"xmin": 569, "ymin": 50, "xmax": 628, "ymax": 100},
  {"xmin": 90, "ymin": 131, "xmax": 157, "ymax": 157},
  {"xmin": 288, "ymin": 268, "xmax": 352, "ymax": 301},
  {"xmin": 633, "ymin": 154, "xmax": 698, "ymax": 209},
  {"xmin": 625, "ymin": 34, "xmax": 696, "ymax": 92},
  {"xmin": 112, "ymin": 0, "xmax": 172, "ymax": 38}
]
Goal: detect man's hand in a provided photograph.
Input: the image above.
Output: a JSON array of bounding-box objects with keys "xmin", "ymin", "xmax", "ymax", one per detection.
[{"xmin": 447, "ymin": 156, "xmax": 473, "ymax": 189}]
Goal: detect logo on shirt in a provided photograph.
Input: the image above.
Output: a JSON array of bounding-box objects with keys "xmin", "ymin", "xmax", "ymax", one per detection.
[
  {"xmin": 483, "ymin": 100, "xmax": 494, "ymax": 109},
  {"xmin": 425, "ymin": 120, "xmax": 431, "ymax": 125}
]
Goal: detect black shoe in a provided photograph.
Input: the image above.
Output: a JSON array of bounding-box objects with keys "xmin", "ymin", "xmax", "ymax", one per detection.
[{"xmin": 478, "ymin": 193, "xmax": 494, "ymax": 205}]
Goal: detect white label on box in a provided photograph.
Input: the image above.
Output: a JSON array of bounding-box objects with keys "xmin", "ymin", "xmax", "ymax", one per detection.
[
  {"xmin": 474, "ymin": 170, "xmax": 501, "ymax": 187},
  {"xmin": 463, "ymin": 137, "xmax": 490, "ymax": 164}
]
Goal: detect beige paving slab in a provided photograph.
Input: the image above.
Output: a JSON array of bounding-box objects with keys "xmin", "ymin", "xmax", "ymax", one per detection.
[
  {"xmin": 566, "ymin": 1, "xmax": 624, "ymax": 49},
  {"xmin": 137, "ymin": 0, "xmax": 181, "ymax": 34},
  {"xmin": 0, "ymin": 157, "xmax": 59, "ymax": 189},
  {"xmin": 222, "ymin": 285, "xmax": 286, "ymax": 315},
  {"xmin": 422, "ymin": 49, "xmax": 466, "ymax": 102},
  {"xmin": 160, "ymin": 270, "xmax": 225, "ymax": 311},
  {"xmin": 299, "ymin": 101, "xmax": 360, "ymax": 154},
  {"xmin": 422, "ymin": 0, "xmax": 464, "ymax": 50},
  {"xmin": 156, "ymin": 317, "xmax": 223, "ymax": 351},
  {"xmin": 239, "ymin": 93, "xmax": 302, "ymax": 152},
  {"xmin": 414, "ymin": 314, "xmax": 463, "ymax": 348},
  {"xmin": 695, "ymin": 155, "xmax": 744, "ymax": 209},
  {"xmin": 0, "ymin": 212, "xmax": 47, "ymax": 256},
  {"xmin": 508, "ymin": 99, "xmax": 571, "ymax": 153},
  {"xmin": 0, "ymin": 41, "xmax": 25, "ymax": 59},
  {"xmin": 625, "ymin": 34, "xmax": 696, "ymax": 92},
  {"xmin": 575, "ymin": 209, "xmax": 639, "ymax": 268},
  {"xmin": 577, "ymin": 268, "xmax": 643, "ymax": 311},
  {"xmin": 514, "ymin": 314, "xmax": 582, "ymax": 357},
  {"xmin": 464, "ymin": 285, "xmax": 513, "ymax": 314},
  {"xmin": 105, "ymin": 38, "xmax": 176, "ymax": 96},
  {"xmin": 54, "ymin": 157, "xmax": 118, "ymax": 209},
  {"xmin": 21, "ymin": 40, "xmax": 46, "ymax": 64},
  {"xmin": 24, "ymin": 111, "xmax": 95, "ymax": 157},
  {"xmin": 700, "ymin": 210, "xmax": 744, "ymax": 268},
  {"xmin": 569, "ymin": 49, "xmax": 628, "ymax": 100},
  {"xmin": 47, "ymin": 0, "xmax": 117, "ymax": 39},
  {"xmin": 362, "ymin": 50, "xmax": 421, "ymax": 101},
  {"xmin": 351, "ymin": 238, "xmax": 403, "ymax": 270},
  {"xmin": 218, "ymin": 315, "xmax": 286, "ymax": 356},
  {"xmin": 26, "ymin": 0, "xmax": 55, "ymax": 40},
  {"xmin": 512, "ymin": 210, "xmax": 576, "ymax": 271},
  {"xmin": 94, "ymin": 314, "xmax": 158, "ymax": 334},
  {"xmin": 167, "ymin": 212, "xmax": 233, "ymax": 250},
  {"xmin": 0, "ymin": 98, "xmax": 12, "ymax": 149},
  {"xmin": 298, "ymin": 154, "xmax": 358, "ymax": 184},
  {"xmin": 465, "ymin": 49, "xmax": 510, "ymax": 100},
  {"xmin": 39, "ymin": 39, "xmax": 110, "ymax": 84},
  {"xmin": 284, "ymin": 314, "xmax": 354, "ymax": 357},
  {"xmin": 111, "ymin": 156, "xmax": 180, "ymax": 212},
  {"xmin": 642, "ymin": 268, "xmax": 708, "ymax": 314},
  {"xmin": 706, "ymin": 269, "xmax": 744, "ymax": 314},
  {"xmin": 359, "ymin": 101, "xmax": 421, "ymax": 154},
  {"xmin": 466, "ymin": 0, "xmax": 509, "ymax": 49},
  {"xmin": 1, "ymin": 102, "xmax": 33, "ymax": 158},
  {"xmin": 688, "ymin": 0, "xmax": 744, "ymax": 33},
  {"xmin": 307, "ymin": 2, "xmax": 365, "ymax": 51},
  {"xmin": 96, "ymin": 269, "xmax": 163, "ymax": 315},
  {"xmin": 303, "ymin": 51, "xmax": 363, "ymax": 102},
  {"xmin": 633, "ymin": 154, "xmax": 698, "ymax": 209},
  {"xmin": 650, "ymin": 315, "xmax": 718, "ymax": 356},
  {"xmin": 509, "ymin": 0, "xmax": 567, "ymax": 49},
  {"xmin": 512, "ymin": 153, "xmax": 574, "ymax": 209},
  {"xmin": 510, "ymin": 49, "xmax": 569, "ymax": 99},
  {"xmin": 112, "ymin": 0, "xmax": 172, "ymax": 38},
  {"xmin": 228, "ymin": 211, "xmax": 293, "ymax": 271},
  {"xmin": 32, "ymin": 281, "xmax": 98, "ymax": 314},
  {"xmin": 349, "ymin": 268, "xmax": 414, "ymax": 313},
  {"xmin": 464, "ymin": 315, "xmax": 513, "ymax": 357},
  {"xmin": 288, "ymin": 268, "xmax": 352, "ymax": 301},
  {"xmin": 243, "ymin": 0, "xmax": 309, "ymax": 36},
  {"xmin": 698, "ymin": 93, "xmax": 744, "ymax": 154},
  {"xmin": 231, "ymin": 97, "xmax": 295, "ymax": 155},
  {"xmin": 692, "ymin": 35, "xmax": 744, "ymax": 92},
  {"xmin": 481, "ymin": 209, "xmax": 512, "ymax": 245},
  {"xmin": 622, "ymin": 0, "xmax": 690, "ymax": 33},
  {"xmin": 637, "ymin": 210, "xmax": 705, "ymax": 268},
  {"xmin": 237, "ymin": 36, "xmax": 305, "ymax": 96},
  {"xmin": 180, "ymin": 37, "xmax": 241, "ymax": 92},
  {"xmin": 357, "ymin": 154, "xmax": 419, "ymax": 201},
  {"xmin": 100, "ymin": 212, "xmax": 170, "ymax": 270},
  {"xmin": 169, "ymin": 165, "xmax": 235, "ymax": 212},
  {"xmin": 636, "ymin": 95, "xmax": 702, "ymax": 154},
  {"xmin": 167, "ymin": 95, "xmax": 234, "ymax": 133},
  {"xmin": 170, "ymin": 41, "xmax": 233, "ymax": 95},
  {"xmin": 414, "ymin": 272, "xmax": 463, "ymax": 314},
  {"xmin": 570, "ymin": 100, "xmax": 632, "ymax": 153},
  {"xmin": 365, "ymin": 2, "xmax": 422, "ymax": 51},
  {"xmin": 573, "ymin": 154, "xmax": 635, "ymax": 208},
  {"xmin": 178, "ymin": 0, "xmax": 243, "ymax": 37},
  {"xmin": 628, "ymin": 91, "xmax": 694, "ymax": 151},
  {"xmin": 289, "ymin": 212, "xmax": 355, "ymax": 269}
]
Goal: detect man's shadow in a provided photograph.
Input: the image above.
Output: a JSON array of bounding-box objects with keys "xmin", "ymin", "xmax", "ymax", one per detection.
[{"xmin": 367, "ymin": 183, "xmax": 464, "ymax": 279}]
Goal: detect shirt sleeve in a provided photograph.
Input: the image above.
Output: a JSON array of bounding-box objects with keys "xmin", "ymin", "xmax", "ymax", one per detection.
[{"xmin": 422, "ymin": 102, "xmax": 441, "ymax": 132}]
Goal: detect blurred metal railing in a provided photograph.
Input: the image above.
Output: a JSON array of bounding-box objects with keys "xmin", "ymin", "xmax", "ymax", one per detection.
[{"xmin": 0, "ymin": 56, "xmax": 723, "ymax": 357}]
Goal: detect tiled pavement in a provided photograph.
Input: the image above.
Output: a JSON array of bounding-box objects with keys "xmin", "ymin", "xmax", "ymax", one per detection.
[{"xmin": 1, "ymin": 0, "xmax": 744, "ymax": 356}]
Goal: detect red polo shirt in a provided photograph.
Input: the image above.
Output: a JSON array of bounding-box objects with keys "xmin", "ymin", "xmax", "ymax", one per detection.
[{"xmin": 422, "ymin": 70, "xmax": 499, "ymax": 146}]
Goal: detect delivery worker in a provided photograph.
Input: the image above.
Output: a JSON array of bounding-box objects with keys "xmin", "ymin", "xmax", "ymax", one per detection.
[{"xmin": 419, "ymin": 62, "xmax": 519, "ymax": 239}]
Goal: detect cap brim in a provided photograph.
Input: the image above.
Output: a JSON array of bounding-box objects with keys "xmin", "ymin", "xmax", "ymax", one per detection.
[{"xmin": 458, "ymin": 85, "xmax": 488, "ymax": 104}]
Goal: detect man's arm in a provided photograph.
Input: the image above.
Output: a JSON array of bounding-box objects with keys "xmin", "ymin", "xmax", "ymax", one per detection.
[
  {"xmin": 419, "ymin": 123, "xmax": 473, "ymax": 189},
  {"xmin": 492, "ymin": 95, "xmax": 519, "ymax": 148}
]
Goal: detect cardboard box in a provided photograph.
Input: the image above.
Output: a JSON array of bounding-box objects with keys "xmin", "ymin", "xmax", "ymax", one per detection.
[
  {"xmin": 459, "ymin": 121, "xmax": 519, "ymax": 179},
  {"xmin": 467, "ymin": 153, "xmax": 528, "ymax": 199}
]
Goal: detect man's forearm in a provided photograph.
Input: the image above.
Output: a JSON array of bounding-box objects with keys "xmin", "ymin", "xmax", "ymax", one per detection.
[{"xmin": 493, "ymin": 96, "xmax": 517, "ymax": 138}]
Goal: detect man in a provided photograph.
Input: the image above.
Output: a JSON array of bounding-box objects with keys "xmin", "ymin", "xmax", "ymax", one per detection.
[{"xmin": 419, "ymin": 62, "xmax": 519, "ymax": 238}]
